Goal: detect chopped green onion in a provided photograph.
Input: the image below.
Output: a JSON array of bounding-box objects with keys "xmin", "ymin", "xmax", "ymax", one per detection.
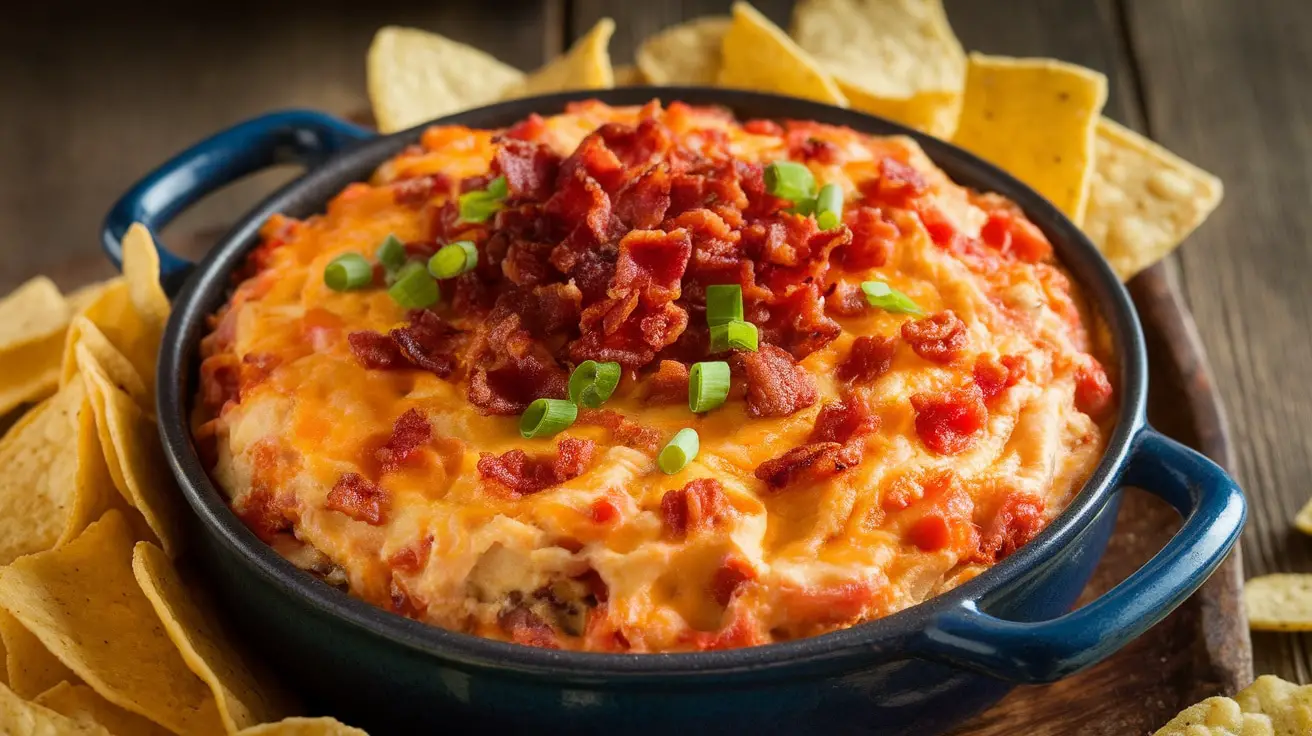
[
  {"xmin": 861, "ymin": 280, "xmax": 924, "ymax": 316},
  {"xmin": 569, "ymin": 360, "xmax": 621, "ymax": 408},
  {"xmin": 658, "ymin": 428, "xmax": 700, "ymax": 474},
  {"xmin": 788, "ymin": 198, "xmax": 817, "ymax": 217},
  {"xmin": 324, "ymin": 253, "xmax": 373, "ymax": 291},
  {"xmin": 375, "ymin": 234, "xmax": 407, "ymax": 272},
  {"xmin": 519, "ymin": 398, "xmax": 578, "ymax": 439},
  {"xmin": 688, "ymin": 362, "xmax": 730, "ymax": 413},
  {"xmin": 709, "ymin": 320, "xmax": 759, "ymax": 352},
  {"xmin": 388, "ymin": 262, "xmax": 440, "ymax": 309},
  {"xmin": 764, "ymin": 160, "xmax": 817, "ymax": 203},
  {"xmin": 815, "ymin": 183, "xmax": 844, "ymax": 230},
  {"xmin": 428, "ymin": 241, "xmax": 479, "ymax": 279},
  {"xmin": 706, "ymin": 284, "xmax": 744, "ymax": 327},
  {"xmin": 458, "ymin": 176, "xmax": 510, "ymax": 224}
]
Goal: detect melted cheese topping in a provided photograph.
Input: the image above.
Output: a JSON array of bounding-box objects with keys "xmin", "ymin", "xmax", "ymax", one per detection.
[{"xmin": 199, "ymin": 101, "xmax": 1113, "ymax": 652}]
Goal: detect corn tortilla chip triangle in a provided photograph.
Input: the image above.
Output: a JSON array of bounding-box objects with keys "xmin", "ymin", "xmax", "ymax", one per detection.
[
  {"xmin": 73, "ymin": 279, "xmax": 160, "ymax": 398},
  {"xmin": 65, "ymin": 279, "xmax": 116, "ymax": 316},
  {"xmin": 611, "ymin": 64, "xmax": 644, "ymax": 86},
  {"xmin": 0, "ymin": 277, "xmax": 69, "ymax": 353},
  {"xmin": 836, "ymin": 80, "xmax": 961, "ymax": 139},
  {"xmin": 636, "ymin": 16, "xmax": 729, "ymax": 86},
  {"xmin": 0, "ymin": 511, "xmax": 225, "ymax": 735},
  {"xmin": 502, "ymin": 18, "xmax": 615, "ymax": 98},
  {"xmin": 718, "ymin": 2, "xmax": 847, "ymax": 106},
  {"xmin": 78, "ymin": 345, "xmax": 183, "ymax": 556},
  {"xmin": 237, "ymin": 717, "xmax": 370, "ymax": 736},
  {"xmin": 1235, "ymin": 676, "xmax": 1312, "ymax": 736},
  {"xmin": 367, "ymin": 26, "xmax": 525, "ymax": 134},
  {"xmin": 122, "ymin": 225, "xmax": 170, "ymax": 335},
  {"xmin": 0, "ymin": 680, "xmax": 111, "ymax": 735},
  {"xmin": 58, "ymin": 391, "xmax": 120, "ymax": 547},
  {"xmin": 1152, "ymin": 695, "xmax": 1274, "ymax": 735},
  {"xmin": 0, "ymin": 608, "xmax": 78, "ymax": 699},
  {"xmin": 133, "ymin": 542, "xmax": 296, "ymax": 732},
  {"xmin": 0, "ymin": 347, "xmax": 60, "ymax": 418},
  {"xmin": 60, "ymin": 315, "xmax": 152, "ymax": 410},
  {"xmin": 1081, "ymin": 117, "xmax": 1224, "ymax": 280},
  {"xmin": 36, "ymin": 681, "xmax": 173, "ymax": 736},
  {"xmin": 1296, "ymin": 496, "xmax": 1312, "ymax": 535},
  {"xmin": 0, "ymin": 381, "xmax": 86, "ymax": 565},
  {"xmin": 952, "ymin": 53, "xmax": 1107, "ymax": 222},
  {"xmin": 1245, "ymin": 574, "xmax": 1312, "ymax": 632}
]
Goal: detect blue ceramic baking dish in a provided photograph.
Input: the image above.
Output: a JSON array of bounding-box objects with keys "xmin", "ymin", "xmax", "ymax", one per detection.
[{"xmin": 102, "ymin": 88, "xmax": 1246, "ymax": 736}]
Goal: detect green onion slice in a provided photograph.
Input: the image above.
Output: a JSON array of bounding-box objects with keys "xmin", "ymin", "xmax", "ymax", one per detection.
[
  {"xmin": 458, "ymin": 175, "xmax": 510, "ymax": 224},
  {"xmin": 324, "ymin": 253, "xmax": 373, "ymax": 291},
  {"xmin": 764, "ymin": 160, "xmax": 817, "ymax": 204},
  {"xmin": 375, "ymin": 234, "xmax": 407, "ymax": 272},
  {"xmin": 861, "ymin": 280, "xmax": 924, "ymax": 316},
  {"xmin": 428, "ymin": 241, "xmax": 479, "ymax": 279},
  {"xmin": 569, "ymin": 360, "xmax": 621, "ymax": 408},
  {"xmin": 658, "ymin": 428, "xmax": 700, "ymax": 474},
  {"xmin": 706, "ymin": 284, "xmax": 744, "ymax": 327},
  {"xmin": 709, "ymin": 320, "xmax": 759, "ymax": 353},
  {"xmin": 689, "ymin": 361, "xmax": 731, "ymax": 413},
  {"xmin": 815, "ymin": 183, "xmax": 844, "ymax": 230},
  {"xmin": 519, "ymin": 398, "xmax": 578, "ymax": 439},
  {"xmin": 387, "ymin": 262, "xmax": 440, "ymax": 309}
]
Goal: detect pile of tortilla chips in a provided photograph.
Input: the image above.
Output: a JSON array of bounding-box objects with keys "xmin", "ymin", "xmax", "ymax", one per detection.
[
  {"xmin": 1153, "ymin": 675, "xmax": 1312, "ymax": 736},
  {"xmin": 367, "ymin": 0, "xmax": 1223, "ymax": 282},
  {"xmin": 0, "ymin": 225, "xmax": 364, "ymax": 734}
]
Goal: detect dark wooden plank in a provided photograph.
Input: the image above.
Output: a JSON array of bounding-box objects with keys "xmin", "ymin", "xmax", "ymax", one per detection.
[
  {"xmin": 1124, "ymin": 0, "xmax": 1312, "ymax": 683},
  {"xmin": 0, "ymin": 0, "xmax": 559, "ymax": 296}
]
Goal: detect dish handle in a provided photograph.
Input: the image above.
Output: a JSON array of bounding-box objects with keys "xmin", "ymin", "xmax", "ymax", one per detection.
[
  {"xmin": 915, "ymin": 427, "xmax": 1246, "ymax": 683},
  {"xmin": 101, "ymin": 110, "xmax": 374, "ymax": 292}
]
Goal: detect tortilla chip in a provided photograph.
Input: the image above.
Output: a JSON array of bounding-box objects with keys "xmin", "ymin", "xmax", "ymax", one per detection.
[
  {"xmin": 1296, "ymin": 496, "xmax": 1312, "ymax": 535},
  {"xmin": 952, "ymin": 53, "xmax": 1107, "ymax": 222},
  {"xmin": 59, "ymin": 391, "xmax": 120, "ymax": 546},
  {"xmin": 791, "ymin": 0, "xmax": 964, "ymax": 136},
  {"xmin": 1246, "ymin": 574, "xmax": 1312, "ymax": 632},
  {"xmin": 367, "ymin": 26, "xmax": 525, "ymax": 134},
  {"xmin": 0, "ymin": 608, "xmax": 77, "ymax": 699},
  {"xmin": 60, "ymin": 316, "xmax": 152, "ymax": 411},
  {"xmin": 0, "ymin": 277, "xmax": 70, "ymax": 417},
  {"xmin": 1082, "ymin": 117, "xmax": 1224, "ymax": 280},
  {"xmin": 73, "ymin": 279, "xmax": 160, "ymax": 397},
  {"xmin": 636, "ymin": 16, "xmax": 730, "ymax": 86},
  {"xmin": 502, "ymin": 19, "xmax": 615, "ymax": 98},
  {"xmin": 0, "ymin": 680, "xmax": 110, "ymax": 735},
  {"xmin": 837, "ymin": 81, "xmax": 961, "ymax": 139},
  {"xmin": 0, "ymin": 511, "xmax": 225, "ymax": 735},
  {"xmin": 1152, "ymin": 695, "xmax": 1274, "ymax": 736},
  {"xmin": 36, "ymin": 681, "xmax": 173, "ymax": 736},
  {"xmin": 0, "ymin": 381, "xmax": 87, "ymax": 565},
  {"xmin": 133, "ymin": 542, "xmax": 296, "ymax": 732},
  {"xmin": 78, "ymin": 345, "xmax": 183, "ymax": 556},
  {"xmin": 612, "ymin": 64, "xmax": 645, "ymax": 86},
  {"xmin": 718, "ymin": 2, "xmax": 847, "ymax": 106},
  {"xmin": 65, "ymin": 279, "xmax": 115, "ymax": 316},
  {"xmin": 1235, "ymin": 676, "xmax": 1312, "ymax": 736},
  {"xmin": 237, "ymin": 717, "xmax": 370, "ymax": 736}
]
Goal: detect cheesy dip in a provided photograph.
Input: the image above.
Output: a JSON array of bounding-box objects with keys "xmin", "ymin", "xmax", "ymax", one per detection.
[{"xmin": 197, "ymin": 100, "xmax": 1115, "ymax": 652}]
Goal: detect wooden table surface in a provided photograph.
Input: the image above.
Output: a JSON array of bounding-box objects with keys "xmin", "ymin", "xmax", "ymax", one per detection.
[{"xmin": 3, "ymin": 0, "xmax": 1309, "ymax": 691}]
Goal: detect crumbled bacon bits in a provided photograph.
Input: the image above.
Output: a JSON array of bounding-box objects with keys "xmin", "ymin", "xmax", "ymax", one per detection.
[
  {"xmin": 755, "ymin": 442, "xmax": 863, "ymax": 490},
  {"xmin": 660, "ymin": 478, "xmax": 730, "ymax": 537},
  {"xmin": 375, "ymin": 408, "xmax": 432, "ymax": 471},
  {"xmin": 711, "ymin": 555, "xmax": 757, "ymax": 607},
  {"xmin": 837, "ymin": 335, "xmax": 897, "ymax": 383},
  {"xmin": 325, "ymin": 472, "xmax": 390, "ymax": 525},
  {"xmin": 974, "ymin": 493, "xmax": 1046, "ymax": 564},
  {"xmin": 810, "ymin": 398, "xmax": 880, "ymax": 444},
  {"xmin": 973, "ymin": 353, "xmax": 1026, "ymax": 402},
  {"xmin": 497, "ymin": 603, "xmax": 559, "ymax": 649},
  {"xmin": 901, "ymin": 310, "xmax": 969, "ymax": 364},
  {"xmin": 477, "ymin": 437, "xmax": 597, "ymax": 496},
  {"xmin": 910, "ymin": 385, "xmax": 988, "ymax": 455},
  {"xmin": 734, "ymin": 345, "xmax": 818, "ymax": 418}
]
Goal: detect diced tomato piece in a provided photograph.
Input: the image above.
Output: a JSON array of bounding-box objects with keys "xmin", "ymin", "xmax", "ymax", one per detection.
[
  {"xmin": 1074, "ymin": 357, "xmax": 1114, "ymax": 419},
  {"xmin": 910, "ymin": 384, "xmax": 988, "ymax": 455}
]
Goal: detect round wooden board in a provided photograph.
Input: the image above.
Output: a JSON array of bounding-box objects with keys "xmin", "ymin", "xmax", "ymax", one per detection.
[{"xmin": 951, "ymin": 260, "xmax": 1251, "ymax": 735}]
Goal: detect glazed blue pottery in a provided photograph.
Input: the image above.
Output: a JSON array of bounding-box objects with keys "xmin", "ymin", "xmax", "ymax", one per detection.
[{"xmin": 103, "ymin": 88, "xmax": 1246, "ymax": 736}]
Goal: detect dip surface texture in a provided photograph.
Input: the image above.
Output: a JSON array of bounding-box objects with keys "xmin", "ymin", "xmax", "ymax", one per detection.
[{"xmin": 197, "ymin": 100, "xmax": 1114, "ymax": 652}]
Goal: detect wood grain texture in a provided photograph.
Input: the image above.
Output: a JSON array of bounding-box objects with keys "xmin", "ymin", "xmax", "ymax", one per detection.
[{"xmin": 1123, "ymin": 0, "xmax": 1312, "ymax": 683}]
